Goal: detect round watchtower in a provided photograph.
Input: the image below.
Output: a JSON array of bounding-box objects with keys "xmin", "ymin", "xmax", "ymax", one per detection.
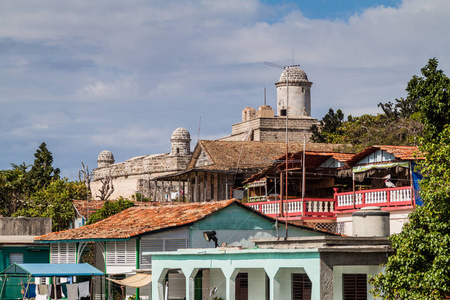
[
  {"xmin": 97, "ymin": 150, "xmax": 114, "ymax": 168},
  {"xmin": 171, "ymin": 128, "xmax": 191, "ymax": 156},
  {"xmin": 275, "ymin": 66, "xmax": 312, "ymax": 117}
]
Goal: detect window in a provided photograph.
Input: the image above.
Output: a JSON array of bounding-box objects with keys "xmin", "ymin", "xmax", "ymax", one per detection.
[
  {"xmin": 50, "ymin": 243, "xmax": 76, "ymax": 264},
  {"xmin": 140, "ymin": 238, "xmax": 188, "ymax": 269},
  {"xmin": 343, "ymin": 273, "xmax": 367, "ymax": 300},
  {"xmin": 106, "ymin": 240, "xmax": 136, "ymax": 267},
  {"xmin": 280, "ymin": 109, "xmax": 287, "ymax": 116},
  {"xmin": 235, "ymin": 273, "xmax": 248, "ymax": 300},
  {"xmin": 292, "ymin": 273, "xmax": 312, "ymax": 300},
  {"xmin": 9, "ymin": 253, "xmax": 23, "ymax": 264}
]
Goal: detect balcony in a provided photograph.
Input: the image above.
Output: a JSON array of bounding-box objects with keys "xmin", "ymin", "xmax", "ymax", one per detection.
[
  {"xmin": 246, "ymin": 198, "xmax": 335, "ymax": 220},
  {"xmin": 335, "ymin": 186, "xmax": 414, "ymax": 212},
  {"xmin": 246, "ymin": 186, "xmax": 415, "ymax": 220}
]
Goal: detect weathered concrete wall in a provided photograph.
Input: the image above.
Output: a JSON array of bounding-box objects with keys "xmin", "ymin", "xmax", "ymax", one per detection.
[
  {"xmin": 0, "ymin": 217, "xmax": 52, "ymax": 236},
  {"xmin": 220, "ymin": 116, "xmax": 319, "ymax": 142},
  {"xmin": 319, "ymin": 251, "xmax": 389, "ymax": 300},
  {"xmin": 92, "ymin": 153, "xmax": 191, "ymax": 200}
]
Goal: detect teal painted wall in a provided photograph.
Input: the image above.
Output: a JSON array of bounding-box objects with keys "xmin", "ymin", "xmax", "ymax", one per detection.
[
  {"xmin": 190, "ymin": 204, "xmax": 324, "ymax": 248},
  {"xmin": 151, "ymin": 249, "xmax": 322, "ymax": 300},
  {"xmin": 0, "ymin": 246, "xmax": 49, "ymax": 300}
]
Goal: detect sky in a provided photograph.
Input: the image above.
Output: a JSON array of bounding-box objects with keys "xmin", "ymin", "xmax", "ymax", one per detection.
[{"xmin": 1, "ymin": 0, "xmax": 449, "ymax": 180}]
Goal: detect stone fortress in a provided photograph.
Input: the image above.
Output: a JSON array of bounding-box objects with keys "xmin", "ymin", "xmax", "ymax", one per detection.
[
  {"xmin": 91, "ymin": 66, "xmax": 320, "ymax": 200},
  {"xmin": 91, "ymin": 128, "xmax": 192, "ymax": 200},
  {"xmin": 220, "ymin": 65, "xmax": 319, "ymax": 142}
]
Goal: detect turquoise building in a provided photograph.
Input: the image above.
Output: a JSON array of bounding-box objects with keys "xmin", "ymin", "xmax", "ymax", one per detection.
[{"xmin": 148, "ymin": 236, "xmax": 391, "ymax": 300}]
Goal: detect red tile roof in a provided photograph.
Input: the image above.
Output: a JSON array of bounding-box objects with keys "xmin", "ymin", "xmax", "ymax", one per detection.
[
  {"xmin": 37, "ymin": 199, "xmax": 337, "ymax": 242},
  {"xmin": 38, "ymin": 200, "xmax": 237, "ymax": 241},
  {"xmin": 72, "ymin": 200, "xmax": 160, "ymax": 219}
]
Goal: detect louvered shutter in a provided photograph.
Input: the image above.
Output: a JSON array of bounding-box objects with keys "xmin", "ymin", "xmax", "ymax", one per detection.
[
  {"xmin": 106, "ymin": 240, "xmax": 136, "ymax": 267},
  {"xmin": 140, "ymin": 239, "xmax": 163, "ymax": 269},
  {"xmin": 9, "ymin": 253, "xmax": 23, "ymax": 264},
  {"xmin": 292, "ymin": 273, "xmax": 312, "ymax": 300},
  {"xmin": 343, "ymin": 274, "xmax": 367, "ymax": 300},
  {"xmin": 50, "ymin": 243, "xmax": 76, "ymax": 264},
  {"xmin": 165, "ymin": 239, "xmax": 188, "ymax": 251}
]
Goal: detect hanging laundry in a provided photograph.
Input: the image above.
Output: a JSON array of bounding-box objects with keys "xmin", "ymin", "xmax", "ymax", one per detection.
[
  {"xmin": 50, "ymin": 284, "xmax": 62, "ymax": 299},
  {"xmin": 24, "ymin": 283, "xmax": 37, "ymax": 298},
  {"xmin": 35, "ymin": 284, "xmax": 48, "ymax": 300},
  {"xmin": 78, "ymin": 281, "xmax": 90, "ymax": 300},
  {"xmin": 66, "ymin": 284, "xmax": 79, "ymax": 300}
]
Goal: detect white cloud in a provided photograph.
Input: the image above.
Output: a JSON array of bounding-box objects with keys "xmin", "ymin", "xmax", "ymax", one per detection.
[{"xmin": 1, "ymin": 0, "xmax": 450, "ymax": 178}]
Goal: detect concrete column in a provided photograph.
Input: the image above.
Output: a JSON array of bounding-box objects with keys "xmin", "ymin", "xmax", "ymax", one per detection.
[
  {"xmin": 265, "ymin": 269, "xmax": 280, "ymax": 300},
  {"xmin": 222, "ymin": 268, "xmax": 238, "ymax": 300},
  {"xmin": 195, "ymin": 171, "xmax": 198, "ymax": 202},
  {"xmin": 181, "ymin": 267, "xmax": 199, "ymax": 300},
  {"xmin": 153, "ymin": 268, "xmax": 169, "ymax": 300}
]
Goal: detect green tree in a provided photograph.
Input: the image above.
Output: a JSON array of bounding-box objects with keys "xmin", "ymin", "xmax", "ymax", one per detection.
[
  {"xmin": 0, "ymin": 164, "xmax": 28, "ymax": 216},
  {"xmin": 86, "ymin": 198, "xmax": 134, "ymax": 225},
  {"xmin": 26, "ymin": 142, "xmax": 60, "ymax": 193},
  {"xmin": 370, "ymin": 58, "xmax": 450, "ymax": 299},
  {"xmin": 13, "ymin": 179, "xmax": 84, "ymax": 231},
  {"xmin": 311, "ymin": 108, "xmax": 344, "ymax": 143}
]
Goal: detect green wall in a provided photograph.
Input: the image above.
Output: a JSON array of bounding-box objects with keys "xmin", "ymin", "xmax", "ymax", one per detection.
[
  {"xmin": 0, "ymin": 246, "xmax": 49, "ymax": 300},
  {"xmin": 190, "ymin": 204, "xmax": 324, "ymax": 248}
]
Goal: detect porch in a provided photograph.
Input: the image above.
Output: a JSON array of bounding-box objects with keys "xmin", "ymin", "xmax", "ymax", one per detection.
[{"xmin": 246, "ymin": 185, "xmax": 415, "ymax": 220}]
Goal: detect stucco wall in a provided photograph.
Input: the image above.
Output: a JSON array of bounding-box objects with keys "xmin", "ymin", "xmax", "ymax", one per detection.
[
  {"xmin": 319, "ymin": 252, "xmax": 389, "ymax": 300},
  {"xmin": 189, "ymin": 204, "xmax": 323, "ymax": 248},
  {"xmin": 0, "ymin": 217, "xmax": 52, "ymax": 236}
]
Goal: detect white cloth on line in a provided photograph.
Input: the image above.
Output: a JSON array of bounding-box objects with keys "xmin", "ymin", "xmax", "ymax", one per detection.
[{"xmin": 78, "ymin": 281, "xmax": 90, "ymax": 298}]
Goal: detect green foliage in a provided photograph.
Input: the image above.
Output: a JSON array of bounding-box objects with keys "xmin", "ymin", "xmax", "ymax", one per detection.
[
  {"xmin": 26, "ymin": 142, "xmax": 60, "ymax": 193},
  {"xmin": 1, "ymin": 143, "xmax": 87, "ymax": 231},
  {"xmin": 311, "ymin": 108, "xmax": 344, "ymax": 143},
  {"xmin": 0, "ymin": 165, "xmax": 28, "ymax": 216},
  {"xmin": 312, "ymin": 101, "xmax": 423, "ymax": 150},
  {"xmin": 126, "ymin": 294, "xmax": 136, "ymax": 300},
  {"xmin": 86, "ymin": 198, "xmax": 134, "ymax": 225},
  {"xmin": 412, "ymin": 58, "xmax": 450, "ymax": 143},
  {"xmin": 370, "ymin": 59, "xmax": 450, "ymax": 299},
  {"xmin": 13, "ymin": 179, "xmax": 77, "ymax": 231}
]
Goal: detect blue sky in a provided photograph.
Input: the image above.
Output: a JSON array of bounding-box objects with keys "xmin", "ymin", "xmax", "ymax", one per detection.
[
  {"xmin": 1, "ymin": 0, "xmax": 449, "ymax": 180},
  {"xmin": 262, "ymin": 0, "xmax": 401, "ymax": 20}
]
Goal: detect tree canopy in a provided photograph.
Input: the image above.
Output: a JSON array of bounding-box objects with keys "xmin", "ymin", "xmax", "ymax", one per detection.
[
  {"xmin": 370, "ymin": 58, "xmax": 450, "ymax": 299},
  {"xmin": 86, "ymin": 198, "xmax": 134, "ymax": 225},
  {"xmin": 311, "ymin": 85, "xmax": 423, "ymax": 151},
  {"xmin": 1, "ymin": 142, "xmax": 87, "ymax": 231}
]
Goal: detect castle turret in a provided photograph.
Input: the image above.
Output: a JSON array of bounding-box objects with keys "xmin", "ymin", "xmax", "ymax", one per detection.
[
  {"xmin": 97, "ymin": 150, "xmax": 114, "ymax": 168},
  {"xmin": 275, "ymin": 66, "xmax": 312, "ymax": 117},
  {"xmin": 171, "ymin": 127, "xmax": 191, "ymax": 156}
]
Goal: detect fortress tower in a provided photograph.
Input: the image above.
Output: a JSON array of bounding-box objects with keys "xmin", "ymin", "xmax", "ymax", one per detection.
[
  {"xmin": 276, "ymin": 65, "xmax": 312, "ymax": 117},
  {"xmin": 220, "ymin": 65, "xmax": 319, "ymax": 142}
]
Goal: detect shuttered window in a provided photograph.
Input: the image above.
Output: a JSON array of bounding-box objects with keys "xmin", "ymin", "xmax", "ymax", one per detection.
[
  {"xmin": 343, "ymin": 273, "xmax": 367, "ymax": 300},
  {"xmin": 50, "ymin": 243, "xmax": 77, "ymax": 264},
  {"xmin": 140, "ymin": 238, "xmax": 188, "ymax": 269},
  {"xmin": 235, "ymin": 273, "xmax": 248, "ymax": 300},
  {"xmin": 9, "ymin": 253, "xmax": 23, "ymax": 264},
  {"xmin": 106, "ymin": 240, "xmax": 136, "ymax": 267},
  {"xmin": 292, "ymin": 273, "xmax": 312, "ymax": 300}
]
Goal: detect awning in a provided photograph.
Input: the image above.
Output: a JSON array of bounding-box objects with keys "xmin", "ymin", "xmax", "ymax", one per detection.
[
  {"xmin": 352, "ymin": 161, "xmax": 410, "ymax": 173},
  {"xmin": 1, "ymin": 263, "xmax": 103, "ymax": 277},
  {"xmin": 107, "ymin": 273, "xmax": 152, "ymax": 288}
]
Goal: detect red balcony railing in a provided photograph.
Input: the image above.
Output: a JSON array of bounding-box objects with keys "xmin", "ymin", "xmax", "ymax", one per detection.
[
  {"xmin": 334, "ymin": 186, "xmax": 414, "ymax": 212},
  {"xmin": 246, "ymin": 186, "xmax": 415, "ymax": 219},
  {"xmin": 246, "ymin": 198, "xmax": 335, "ymax": 219}
]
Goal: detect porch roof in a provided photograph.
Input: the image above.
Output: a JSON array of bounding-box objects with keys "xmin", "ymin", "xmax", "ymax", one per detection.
[
  {"xmin": 1, "ymin": 263, "xmax": 103, "ymax": 277},
  {"xmin": 345, "ymin": 145, "xmax": 423, "ymax": 166}
]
